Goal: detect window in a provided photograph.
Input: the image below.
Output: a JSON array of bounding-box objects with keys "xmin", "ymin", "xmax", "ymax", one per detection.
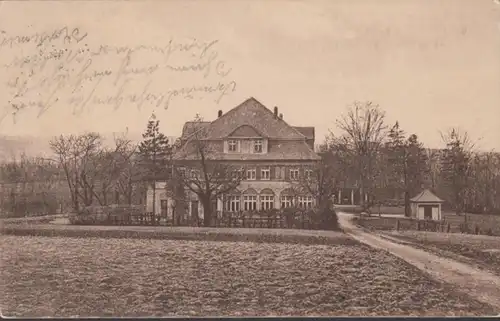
[
  {"xmin": 246, "ymin": 168, "xmax": 256, "ymax": 180},
  {"xmin": 253, "ymin": 139, "xmax": 263, "ymax": 153},
  {"xmin": 224, "ymin": 195, "xmax": 241, "ymax": 212},
  {"xmin": 290, "ymin": 168, "xmax": 299, "ymax": 180},
  {"xmin": 281, "ymin": 196, "xmax": 294, "ymax": 208},
  {"xmin": 260, "ymin": 195, "xmax": 274, "ymax": 210},
  {"xmin": 228, "ymin": 140, "xmax": 238, "ymax": 152},
  {"xmin": 305, "ymin": 169, "xmax": 313, "ymax": 180},
  {"xmin": 243, "ymin": 195, "xmax": 257, "ymax": 211},
  {"xmin": 261, "ymin": 168, "xmax": 270, "ymax": 180},
  {"xmin": 298, "ymin": 196, "xmax": 313, "ymax": 209}
]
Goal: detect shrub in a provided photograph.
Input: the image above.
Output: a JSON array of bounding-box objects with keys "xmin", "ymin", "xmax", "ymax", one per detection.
[
  {"xmin": 316, "ymin": 206, "xmax": 340, "ymax": 231},
  {"xmin": 69, "ymin": 205, "xmax": 146, "ymax": 225}
]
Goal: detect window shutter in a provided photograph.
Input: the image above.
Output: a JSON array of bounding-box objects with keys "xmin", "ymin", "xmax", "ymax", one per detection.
[{"xmin": 275, "ymin": 166, "xmax": 281, "ymax": 180}]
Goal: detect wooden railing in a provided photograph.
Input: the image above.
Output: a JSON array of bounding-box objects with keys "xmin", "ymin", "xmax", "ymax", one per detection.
[{"xmin": 70, "ymin": 208, "xmax": 320, "ymax": 230}]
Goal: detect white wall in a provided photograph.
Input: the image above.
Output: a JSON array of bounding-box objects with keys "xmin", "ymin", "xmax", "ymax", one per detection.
[
  {"xmin": 432, "ymin": 205, "xmax": 440, "ymax": 220},
  {"xmin": 415, "ymin": 203, "xmax": 442, "ymax": 221},
  {"xmin": 145, "ymin": 181, "xmax": 172, "ymax": 218},
  {"xmin": 417, "ymin": 206, "xmax": 425, "ymax": 220}
]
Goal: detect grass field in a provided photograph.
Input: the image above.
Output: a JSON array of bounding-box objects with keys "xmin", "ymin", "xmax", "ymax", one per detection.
[
  {"xmin": 1, "ymin": 235, "xmax": 497, "ymax": 317},
  {"xmin": 383, "ymin": 231, "xmax": 500, "ymax": 277},
  {"xmin": 0, "ymin": 223, "xmax": 357, "ymax": 246}
]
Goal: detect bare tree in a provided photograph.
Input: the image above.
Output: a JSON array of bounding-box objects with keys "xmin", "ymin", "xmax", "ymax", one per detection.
[
  {"xmin": 468, "ymin": 151, "xmax": 500, "ymax": 214},
  {"xmin": 173, "ymin": 115, "xmax": 244, "ymax": 227},
  {"xmin": 0, "ymin": 154, "xmax": 62, "ymax": 216},
  {"xmin": 49, "ymin": 133, "xmax": 103, "ymax": 211},
  {"xmin": 330, "ymin": 101, "xmax": 387, "ymax": 211},
  {"xmin": 296, "ymin": 146, "xmax": 342, "ymax": 209},
  {"xmin": 113, "ymin": 134, "xmax": 140, "ymax": 206},
  {"xmin": 93, "ymin": 134, "xmax": 137, "ymax": 206}
]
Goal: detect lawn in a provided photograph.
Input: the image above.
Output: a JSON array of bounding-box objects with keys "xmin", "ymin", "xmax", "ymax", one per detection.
[
  {"xmin": 0, "ymin": 236, "xmax": 496, "ymax": 317},
  {"xmin": 382, "ymin": 231, "xmax": 500, "ymax": 277}
]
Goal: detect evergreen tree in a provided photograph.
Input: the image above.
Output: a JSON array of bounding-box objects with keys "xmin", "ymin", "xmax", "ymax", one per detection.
[
  {"xmin": 405, "ymin": 133, "xmax": 429, "ymax": 201},
  {"xmin": 440, "ymin": 128, "xmax": 474, "ymax": 215},
  {"xmin": 138, "ymin": 113, "xmax": 171, "ymax": 216},
  {"xmin": 385, "ymin": 122, "xmax": 406, "ymax": 198},
  {"xmin": 385, "ymin": 122, "xmax": 428, "ymax": 216}
]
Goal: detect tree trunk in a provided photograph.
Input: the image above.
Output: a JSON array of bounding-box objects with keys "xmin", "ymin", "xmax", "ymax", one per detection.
[
  {"xmin": 404, "ymin": 191, "xmax": 410, "ymax": 217},
  {"xmin": 360, "ymin": 178, "xmax": 366, "ymax": 211},
  {"xmin": 152, "ymin": 182, "xmax": 156, "ymax": 216},
  {"xmin": 201, "ymin": 197, "xmax": 212, "ymax": 227}
]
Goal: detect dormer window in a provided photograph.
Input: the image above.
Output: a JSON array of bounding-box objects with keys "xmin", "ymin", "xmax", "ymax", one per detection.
[
  {"xmin": 253, "ymin": 139, "xmax": 263, "ymax": 153},
  {"xmin": 228, "ymin": 140, "xmax": 239, "ymax": 152}
]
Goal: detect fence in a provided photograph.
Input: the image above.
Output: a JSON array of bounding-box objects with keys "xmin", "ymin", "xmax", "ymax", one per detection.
[
  {"xmin": 69, "ymin": 207, "xmax": 326, "ymax": 230},
  {"xmin": 355, "ymin": 213, "xmax": 499, "ymax": 236}
]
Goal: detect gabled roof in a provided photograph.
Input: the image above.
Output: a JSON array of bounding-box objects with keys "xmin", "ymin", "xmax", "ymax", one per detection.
[
  {"xmin": 175, "ymin": 97, "xmax": 320, "ymax": 161},
  {"xmin": 410, "ymin": 189, "xmax": 445, "ymax": 203},
  {"xmin": 190, "ymin": 97, "xmax": 307, "ymax": 140}
]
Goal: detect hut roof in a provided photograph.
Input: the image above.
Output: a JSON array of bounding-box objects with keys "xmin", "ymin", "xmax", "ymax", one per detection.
[{"xmin": 410, "ymin": 189, "xmax": 445, "ymax": 203}]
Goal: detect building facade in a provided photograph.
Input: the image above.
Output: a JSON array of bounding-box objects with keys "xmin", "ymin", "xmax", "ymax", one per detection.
[{"xmin": 146, "ymin": 97, "xmax": 321, "ymax": 220}]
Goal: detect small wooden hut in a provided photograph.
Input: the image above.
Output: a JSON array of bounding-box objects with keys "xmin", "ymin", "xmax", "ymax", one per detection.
[{"xmin": 410, "ymin": 189, "xmax": 445, "ymax": 221}]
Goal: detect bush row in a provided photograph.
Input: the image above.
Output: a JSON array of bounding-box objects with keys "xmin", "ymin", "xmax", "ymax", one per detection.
[{"xmin": 69, "ymin": 205, "xmax": 341, "ymax": 231}]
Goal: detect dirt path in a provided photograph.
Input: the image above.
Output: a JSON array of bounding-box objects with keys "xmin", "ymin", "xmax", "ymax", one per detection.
[{"xmin": 338, "ymin": 212, "xmax": 500, "ymax": 312}]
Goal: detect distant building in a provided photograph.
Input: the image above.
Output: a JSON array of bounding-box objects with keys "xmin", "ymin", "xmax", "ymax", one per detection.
[{"xmin": 146, "ymin": 97, "xmax": 321, "ymax": 219}]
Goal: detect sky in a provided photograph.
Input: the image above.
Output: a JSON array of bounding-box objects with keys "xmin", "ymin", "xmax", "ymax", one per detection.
[{"xmin": 0, "ymin": 0, "xmax": 499, "ymax": 151}]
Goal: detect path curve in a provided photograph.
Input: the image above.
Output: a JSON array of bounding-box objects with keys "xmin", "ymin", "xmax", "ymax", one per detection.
[{"xmin": 338, "ymin": 212, "xmax": 500, "ymax": 311}]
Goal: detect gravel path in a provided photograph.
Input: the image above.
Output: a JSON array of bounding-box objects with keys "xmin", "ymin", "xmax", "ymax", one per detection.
[{"xmin": 338, "ymin": 212, "xmax": 500, "ymax": 312}]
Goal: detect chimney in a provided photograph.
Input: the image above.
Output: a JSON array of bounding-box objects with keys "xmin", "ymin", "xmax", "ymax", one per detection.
[
  {"xmin": 274, "ymin": 106, "xmax": 278, "ymax": 118},
  {"xmin": 218, "ymin": 110, "xmax": 223, "ymax": 118},
  {"xmin": 279, "ymin": 113, "xmax": 283, "ymax": 120}
]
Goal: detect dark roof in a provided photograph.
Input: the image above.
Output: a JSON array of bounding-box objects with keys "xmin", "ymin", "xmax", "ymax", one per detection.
[
  {"xmin": 184, "ymin": 97, "xmax": 307, "ymax": 140},
  {"xmin": 176, "ymin": 97, "xmax": 319, "ymax": 161},
  {"xmin": 293, "ymin": 127, "xmax": 314, "ymax": 140},
  {"xmin": 410, "ymin": 189, "xmax": 445, "ymax": 203}
]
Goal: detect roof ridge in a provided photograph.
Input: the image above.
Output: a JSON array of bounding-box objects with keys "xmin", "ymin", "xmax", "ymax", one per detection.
[{"xmin": 252, "ymin": 100, "xmax": 307, "ymax": 139}]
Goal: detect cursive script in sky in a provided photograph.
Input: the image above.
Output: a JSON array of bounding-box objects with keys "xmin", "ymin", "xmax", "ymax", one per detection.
[{"xmin": 0, "ymin": 26, "xmax": 237, "ymax": 124}]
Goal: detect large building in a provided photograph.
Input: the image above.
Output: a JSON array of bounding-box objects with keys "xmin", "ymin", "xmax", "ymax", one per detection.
[{"xmin": 146, "ymin": 97, "xmax": 321, "ymax": 220}]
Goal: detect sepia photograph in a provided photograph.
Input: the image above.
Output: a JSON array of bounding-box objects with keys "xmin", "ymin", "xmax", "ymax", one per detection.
[{"xmin": 1, "ymin": 0, "xmax": 499, "ymax": 317}]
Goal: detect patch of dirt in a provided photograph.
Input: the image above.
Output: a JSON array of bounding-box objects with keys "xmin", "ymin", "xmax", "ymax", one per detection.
[{"xmin": 0, "ymin": 236, "xmax": 496, "ymax": 317}]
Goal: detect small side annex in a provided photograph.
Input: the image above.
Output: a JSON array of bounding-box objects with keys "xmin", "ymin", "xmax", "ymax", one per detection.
[{"xmin": 410, "ymin": 189, "xmax": 445, "ymax": 221}]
